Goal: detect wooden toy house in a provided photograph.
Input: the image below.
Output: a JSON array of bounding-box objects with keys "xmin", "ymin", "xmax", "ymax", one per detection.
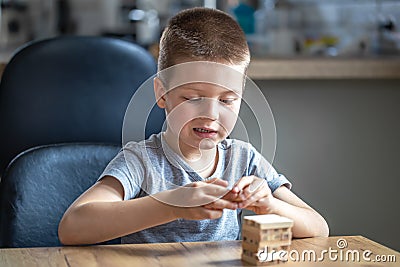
[{"xmin": 241, "ymin": 214, "xmax": 294, "ymax": 265}]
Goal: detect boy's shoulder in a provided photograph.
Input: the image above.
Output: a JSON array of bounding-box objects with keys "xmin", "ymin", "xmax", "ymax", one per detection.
[{"xmin": 124, "ymin": 133, "xmax": 163, "ymax": 151}]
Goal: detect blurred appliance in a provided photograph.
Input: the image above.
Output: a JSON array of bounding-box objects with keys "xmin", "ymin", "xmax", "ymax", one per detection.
[{"xmin": 0, "ymin": 2, "xmax": 30, "ymax": 47}]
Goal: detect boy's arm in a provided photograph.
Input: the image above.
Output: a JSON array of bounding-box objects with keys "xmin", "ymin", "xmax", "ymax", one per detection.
[
  {"xmin": 208, "ymin": 176, "xmax": 329, "ymax": 238},
  {"xmin": 58, "ymin": 176, "xmax": 236, "ymax": 245},
  {"xmin": 58, "ymin": 176, "xmax": 175, "ymax": 245},
  {"xmin": 267, "ymin": 186, "xmax": 329, "ymax": 238}
]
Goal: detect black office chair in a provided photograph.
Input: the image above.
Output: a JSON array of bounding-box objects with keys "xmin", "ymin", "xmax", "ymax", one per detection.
[
  {"xmin": 0, "ymin": 36, "xmax": 164, "ymax": 176},
  {"xmin": 0, "ymin": 36, "xmax": 166, "ymax": 247},
  {"xmin": 0, "ymin": 143, "xmax": 121, "ymax": 248}
]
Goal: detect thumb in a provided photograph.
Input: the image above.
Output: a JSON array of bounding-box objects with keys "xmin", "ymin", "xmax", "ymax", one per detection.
[{"xmin": 205, "ymin": 178, "xmax": 228, "ymax": 187}]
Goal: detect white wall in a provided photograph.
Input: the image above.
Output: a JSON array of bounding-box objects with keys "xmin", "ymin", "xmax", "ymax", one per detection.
[{"xmin": 239, "ymin": 78, "xmax": 400, "ymax": 250}]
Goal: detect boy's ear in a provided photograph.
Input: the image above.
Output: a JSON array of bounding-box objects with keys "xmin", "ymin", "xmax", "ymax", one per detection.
[{"xmin": 154, "ymin": 77, "xmax": 166, "ymax": 109}]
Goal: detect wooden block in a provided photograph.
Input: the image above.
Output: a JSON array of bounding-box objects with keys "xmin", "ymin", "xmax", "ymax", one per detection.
[
  {"xmin": 242, "ymin": 227, "xmax": 292, "ymax": 242},
  {"xmin": 243, "ymin": 214, "xmax": 294, "ymax": 230},
  {"xmin": 241, "ymin": 215, "xmax": 293, "ymax": 265}
]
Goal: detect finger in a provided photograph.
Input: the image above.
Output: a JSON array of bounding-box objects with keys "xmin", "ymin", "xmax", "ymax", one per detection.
[
  {"xmin": 221, "ymin": 190, "xmax": 240, "ymax": 201},
  {"xmin": 239, "ymin": 188, "xmax": 270, "ymax": 209},
  {"xmin": 175, "ymin": 182, "xmax": 231, "ymax": 206},
  {"xmin": 203, "ymin": 198, "xmax": 238, "ymax": 210},
  {"xmin": 201, "ymin": 183, "xmax": 231, "ymax": 197},
  {"xmin": 245, "ymin": 198, "xmax": 270, "ymax": 214},
  {"xmin": 205, "ymin": 178, "xmax": 229, "ymax": 187},
  {"xmin": 232, "ymin": 192, "xmax": 247, "ymax": 202},
  {"xmin": 234, "ymin": 187, "xmax": 252, "ymax": 201},
  {"xmin": 181, "ymin": 184, "xmax": 231, "ymax": 206},
  {"xmin": 189, "ymin": 181, "xmax": 229, "ymax": 193},
  {"xmin": 229, "ymin": 181, "xmax": 241, "ymax": 194},
  {"xmin": 234, "ymin": 176, "xmax": 255, "ymax": 191},
  {"xmin": 229, "ymin": 186, "xmax": 241, "ymax": 195},
  {"xmin": 230, "ymin": 181, "xmax": 263, "ymax": 202},
  {"xmin": 242, "ymin": 178, "xmax": 267, "ymax": 199},
  {"xmin": 227, "ymin": 185, "xmax": 247, "ymax": 202},
  {"xmin": 199, "ymin": 207, "xmax": 224, "ymax": 219},
  {"xmin": 222, "ymin": 186, "xmax": 241, "ymax": 202}
]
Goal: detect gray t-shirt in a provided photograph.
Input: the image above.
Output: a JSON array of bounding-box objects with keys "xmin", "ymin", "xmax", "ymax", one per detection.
[{"xmin": 100, "ymin": 132, "xmax": 291, "ymax": 244}]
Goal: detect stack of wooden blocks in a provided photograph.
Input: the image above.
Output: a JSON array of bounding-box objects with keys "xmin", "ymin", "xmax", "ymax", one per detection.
[{"xmin": 241, "ymin": 214, "xmax": 294, "ymax": 265}]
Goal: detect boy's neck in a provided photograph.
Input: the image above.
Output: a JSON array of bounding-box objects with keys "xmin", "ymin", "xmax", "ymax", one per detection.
[{"xmin": 162, "ymin": 132, "xmax": 218, "ymax": 178}]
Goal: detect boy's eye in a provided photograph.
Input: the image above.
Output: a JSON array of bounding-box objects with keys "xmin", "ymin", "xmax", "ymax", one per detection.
[
  {"xmin": 184, "ymin": 97, "xmax": 203, "ymax": 102},
  {"xmin": 220, "ymin": 99, "xmax": 237, "ymax": 105},
  {"xmin": 183, "ymin": 97, "xmax": 238, "ymax": 105}
]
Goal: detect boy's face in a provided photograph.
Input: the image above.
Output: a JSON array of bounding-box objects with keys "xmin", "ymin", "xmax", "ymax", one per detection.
[{"xmin": 155, "ymin": 79, "xmax": 242, "ymax": 152}]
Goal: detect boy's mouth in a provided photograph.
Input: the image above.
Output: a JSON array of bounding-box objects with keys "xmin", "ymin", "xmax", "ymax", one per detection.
[
  {"xmin": 193, "ymin": 128, "xmax": 216, "ymax": 133},
  {"xmin": 193, "ymin": 127, "xmax": 218, "ymax": 138}
]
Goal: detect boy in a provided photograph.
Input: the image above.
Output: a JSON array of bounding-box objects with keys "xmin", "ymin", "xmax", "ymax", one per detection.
[{"xmin": 58, "ymin": 7, "xmax": 328, "ymax": 245}]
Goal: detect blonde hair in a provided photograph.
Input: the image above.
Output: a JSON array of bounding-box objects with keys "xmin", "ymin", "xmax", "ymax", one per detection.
[{"xmin": 158, "ymin": 7, "xmax": 250, "ymax": 72}]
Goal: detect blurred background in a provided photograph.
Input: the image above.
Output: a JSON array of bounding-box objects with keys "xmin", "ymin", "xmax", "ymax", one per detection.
[
  {"xmin": 0, "ymin": 0, "xmax": 399, "ymax": 251},
  {"xmin": 1, "ymin": 0, "xmax": 400, "ymax": 58}
]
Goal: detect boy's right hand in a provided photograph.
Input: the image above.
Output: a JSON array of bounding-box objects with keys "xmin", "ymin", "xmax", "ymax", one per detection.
[{"xmin": 154, "ymin": 178, "xmax": 238, "ymax": 220}]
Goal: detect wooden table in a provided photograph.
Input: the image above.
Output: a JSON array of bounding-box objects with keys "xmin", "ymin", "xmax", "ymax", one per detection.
[{"xmin": 0, "ymin": 236, "xmax": 398, "ymax": 266}]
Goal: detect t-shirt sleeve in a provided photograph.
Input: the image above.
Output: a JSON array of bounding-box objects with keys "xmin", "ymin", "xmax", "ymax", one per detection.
[
  {"xmin": 99, "ymin": 143, "xmax": 145, "ymax": 200},
  {"xmin": 248, "ymin": 146, "xmax": 292, "ymax": 193}
]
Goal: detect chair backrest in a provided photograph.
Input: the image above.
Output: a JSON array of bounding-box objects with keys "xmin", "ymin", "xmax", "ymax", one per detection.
[
  {"xmin": 0, "ymin": 36, "xmax": 164, "ymax": 176},
  {"xmin": 0, "ymin": 143, "xmax": 122, "ymax": 248}
]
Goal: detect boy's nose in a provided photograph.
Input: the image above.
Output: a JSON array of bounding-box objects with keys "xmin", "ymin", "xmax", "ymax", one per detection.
[{"xmin": 198, "ymin": 98, "xmax": 219, "ymax": 121}]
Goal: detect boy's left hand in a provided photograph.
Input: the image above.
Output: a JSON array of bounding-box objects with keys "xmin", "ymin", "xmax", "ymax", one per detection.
[{"xmin": 204, "ymin": 175, "xmax": 275, "ymax": 214}]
